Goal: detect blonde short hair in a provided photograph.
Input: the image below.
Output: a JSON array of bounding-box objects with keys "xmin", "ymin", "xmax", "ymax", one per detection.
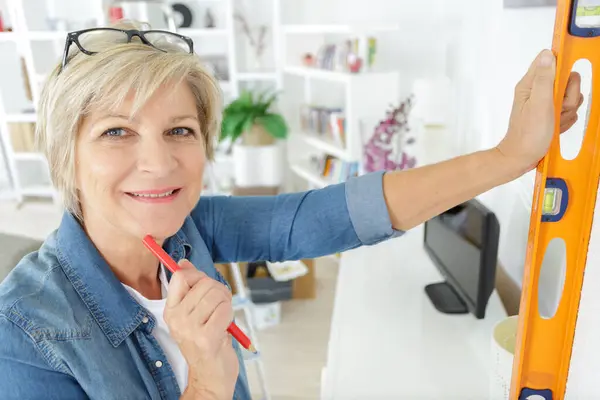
[{"xmin": 36, "ymin": 20, "xmax": 222, "ymax": 218}]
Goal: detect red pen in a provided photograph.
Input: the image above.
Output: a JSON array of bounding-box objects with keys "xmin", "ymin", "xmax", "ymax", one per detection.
[{"xmin": 142, "ymin": 235, "xmax": 257, "ymax": 353}]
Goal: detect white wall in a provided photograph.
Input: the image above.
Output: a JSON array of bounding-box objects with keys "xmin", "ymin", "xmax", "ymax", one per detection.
[
  {"xmin": 479, "ymin": 4, "xmax": 554, "ymax": 281},
  {"xmin": 474, "ymin": 3, "xmax": 573, "ymax": 315}
]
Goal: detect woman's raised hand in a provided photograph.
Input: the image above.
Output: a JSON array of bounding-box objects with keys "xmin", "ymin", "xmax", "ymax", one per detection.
[
  {"xmin": 496, "ymin": 49, "xmax": 584, "ymax": 174},
  {"xmin": 165, "ymin": 259, "xmax": 239, "ymax": 400}
]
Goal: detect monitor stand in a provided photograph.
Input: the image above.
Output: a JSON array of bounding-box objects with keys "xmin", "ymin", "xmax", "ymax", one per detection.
[{"xmin": 425, "ymin": 281, "xmax": 468, "ymax": 314}]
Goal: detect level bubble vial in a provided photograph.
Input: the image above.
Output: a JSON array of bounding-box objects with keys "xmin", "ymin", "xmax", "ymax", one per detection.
[{"xmin": 543, "ymin": 188, "xmax": 562, "ymax": 216}]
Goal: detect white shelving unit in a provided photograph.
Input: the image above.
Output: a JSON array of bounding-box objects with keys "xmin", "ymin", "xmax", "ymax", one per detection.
[
  {"xmin": 279, "ymin": 23, "xmax": 400, "ymax": 190},
  {"xmin": 0, "ymin": 0, "xmax": 281, "ymax": 205}
]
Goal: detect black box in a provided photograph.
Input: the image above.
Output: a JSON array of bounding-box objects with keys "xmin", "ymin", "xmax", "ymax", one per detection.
[{"xmin": 246, "ymin": 261, "xmax": 293, "ymax": 304}]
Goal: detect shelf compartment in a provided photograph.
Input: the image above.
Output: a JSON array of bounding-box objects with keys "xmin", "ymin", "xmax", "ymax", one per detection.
[
  {"xmin": 293, "ymin": 131, "xmax": 350, "ymax": 161},
  {"xmin": 290, "ymin": 161, "xmax": 331, "ymax": 189}
]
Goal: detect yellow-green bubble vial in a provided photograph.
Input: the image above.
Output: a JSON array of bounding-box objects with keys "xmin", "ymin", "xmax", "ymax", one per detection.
[{"xmin": 543, "ymin": 188, "xmax": 562, "ymax": 216}]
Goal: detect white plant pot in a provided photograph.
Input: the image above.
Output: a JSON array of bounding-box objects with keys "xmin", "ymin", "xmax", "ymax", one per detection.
[{"xmin": 232, "ymin": 142, "xmax": 284, "ymax": 187}]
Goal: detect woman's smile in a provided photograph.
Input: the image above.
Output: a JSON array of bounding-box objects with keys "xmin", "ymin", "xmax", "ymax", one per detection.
[{"xmin": 125, "ymin": 187, "xmax": 183, "ymax": 203}]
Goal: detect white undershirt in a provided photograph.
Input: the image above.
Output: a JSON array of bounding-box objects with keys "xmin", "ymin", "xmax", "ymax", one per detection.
[{"xmin": 122, "ymin": 265, "xmax": 189, "ymax": 391}]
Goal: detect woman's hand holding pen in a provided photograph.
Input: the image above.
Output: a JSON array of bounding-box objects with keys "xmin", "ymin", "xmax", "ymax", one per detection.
[{"xmin": 165, "ymin": 259, "xmax": 239, "ymax": 400}]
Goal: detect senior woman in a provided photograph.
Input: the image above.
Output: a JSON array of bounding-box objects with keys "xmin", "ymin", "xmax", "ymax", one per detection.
[{"xmin": 0, "ymin": 20, "xmax": 583, "ymax": 400}]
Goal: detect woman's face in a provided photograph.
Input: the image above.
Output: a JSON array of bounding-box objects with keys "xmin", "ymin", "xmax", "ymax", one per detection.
[{"xmin": 76, "ymin": 80, "xmax": 206, "ymax": 240}]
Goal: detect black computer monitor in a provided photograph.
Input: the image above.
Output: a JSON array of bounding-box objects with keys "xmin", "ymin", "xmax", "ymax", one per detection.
[{"xmin": 423, "ymin": 199, "xmax": 500, "ymax": 319}]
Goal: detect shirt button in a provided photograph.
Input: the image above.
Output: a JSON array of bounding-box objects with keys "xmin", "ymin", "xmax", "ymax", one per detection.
[
  {"xmin": 142, "ymin": 316, "xmax": 149, "ymax": 324},
  {"xmin": 155, "ymin": 360, "xmax": 163, "ymax": 368}
]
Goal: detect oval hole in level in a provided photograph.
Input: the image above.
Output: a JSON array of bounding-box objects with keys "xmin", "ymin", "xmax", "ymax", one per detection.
[
  {"xmin": 537, "ymin": 238, "xmax": 567, "ymax": 319},
  {"xmin": 560, "ymin": 58, "xmax": 592, "ymax": 160}
]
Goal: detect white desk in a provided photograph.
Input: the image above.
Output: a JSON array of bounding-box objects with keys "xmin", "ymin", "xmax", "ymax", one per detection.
[{"xmin": 320, "ymin": 223, "xmax": 508, "ymax": 400}]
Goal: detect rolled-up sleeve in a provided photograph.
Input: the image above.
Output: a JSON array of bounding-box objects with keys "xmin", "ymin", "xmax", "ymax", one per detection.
[
  {"xmin": 194, "ymin": 170, "xmax": 404, "ymax": 264},
  {"xmin": 345, "ymin": 171, "xmax": 405, "ymax": 245}
]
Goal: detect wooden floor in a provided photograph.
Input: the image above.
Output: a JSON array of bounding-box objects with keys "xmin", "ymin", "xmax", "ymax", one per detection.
[
  {"xmin": 0, "ymin": 199, "xmax": 339, "ymax": 400},
  {"xmin": 244, "ymin": 258, "xmax": 338, "ymax": 399}
]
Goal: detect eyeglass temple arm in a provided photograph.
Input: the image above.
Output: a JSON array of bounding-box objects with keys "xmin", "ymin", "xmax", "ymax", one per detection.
[{"xmin": 61, "ymin": 36, "xmax": 74, "ymax": 70}]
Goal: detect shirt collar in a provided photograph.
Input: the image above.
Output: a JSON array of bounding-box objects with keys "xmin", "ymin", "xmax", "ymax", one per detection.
[{"xmin": 55, "ymin": 211, "xmax": 192, "ymax": 347}]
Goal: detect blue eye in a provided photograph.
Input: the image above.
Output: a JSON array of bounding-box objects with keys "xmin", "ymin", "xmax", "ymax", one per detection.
[
  {"xmin": 103, "ymin": 128, "xmax": 126, "ymax": 137},
  {"xmin": 170, "ymin": 127, "xmax": 193, "ymax": 136}
]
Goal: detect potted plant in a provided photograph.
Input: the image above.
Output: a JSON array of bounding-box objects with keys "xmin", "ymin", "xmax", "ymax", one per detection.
[{"xmin": 220, "ymin": 89, "xmax": 289, "ymax": 188}]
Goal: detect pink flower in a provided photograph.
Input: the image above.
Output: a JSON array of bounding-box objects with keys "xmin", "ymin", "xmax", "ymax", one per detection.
[{"xmin": 363, "ymin": 96, "xmax": 416, "ymax": 173}]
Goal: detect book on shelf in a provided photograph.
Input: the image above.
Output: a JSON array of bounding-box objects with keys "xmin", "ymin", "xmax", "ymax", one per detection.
[
  {"xmin": 309, "ymin": 154, "xmax": 359, "ymax": 184},
  {"xmin": 309, "ymin": 37, "xmax": 377, "ymax": 73},
  {"xmin": 300, "ymin": 104, "xmax": 346, "ymax": 147}
]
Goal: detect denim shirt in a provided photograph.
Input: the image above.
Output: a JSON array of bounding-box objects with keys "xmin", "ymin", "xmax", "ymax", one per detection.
[{"xmin": 0, "ymin": 171, "xmax": 403, "ymax": 400}]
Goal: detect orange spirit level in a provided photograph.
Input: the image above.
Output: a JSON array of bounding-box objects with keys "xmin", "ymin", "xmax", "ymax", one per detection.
[{"xmin": 510, "ymin": 0, "xmax": 600, "ymax": 399}]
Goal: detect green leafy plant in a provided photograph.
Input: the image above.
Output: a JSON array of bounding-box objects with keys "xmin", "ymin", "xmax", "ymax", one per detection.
[{"xmin": 220, "ymin": 89, "xmax": 289, "ymax": 146}]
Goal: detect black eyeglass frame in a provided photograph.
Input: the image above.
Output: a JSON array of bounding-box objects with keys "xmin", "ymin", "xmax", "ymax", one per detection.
[{"xmin": 60, "ymin": 28, "xmax": 194, "ymax": 71}]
